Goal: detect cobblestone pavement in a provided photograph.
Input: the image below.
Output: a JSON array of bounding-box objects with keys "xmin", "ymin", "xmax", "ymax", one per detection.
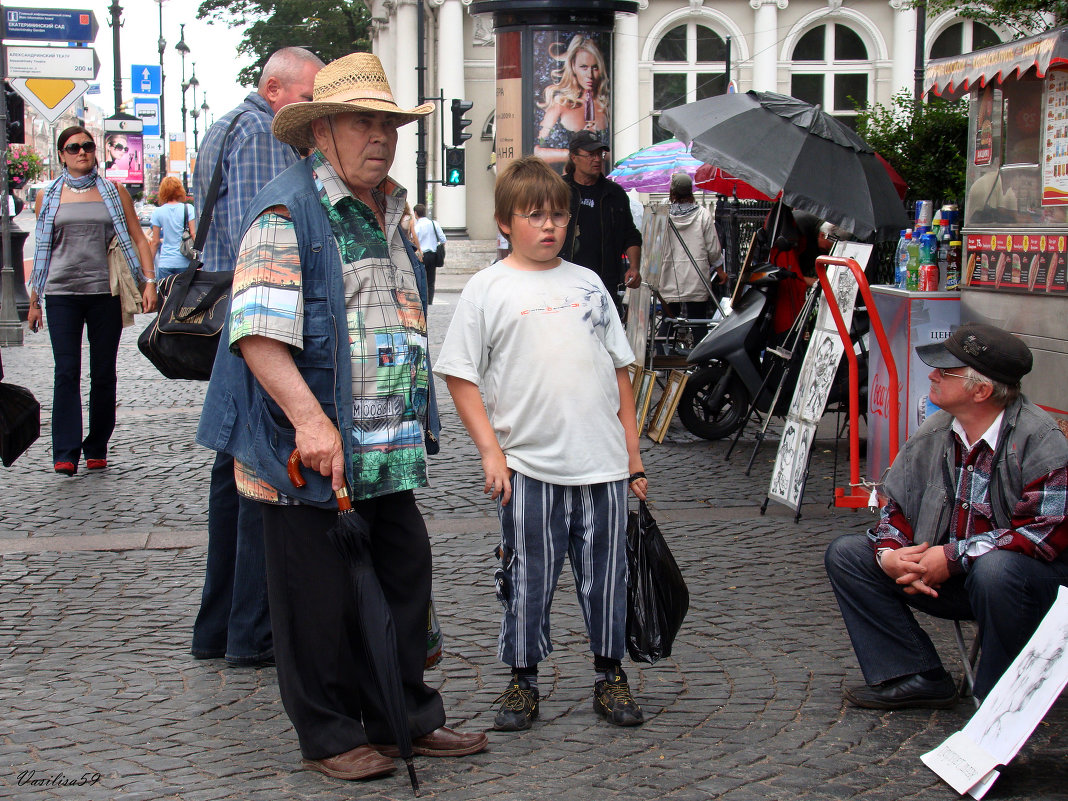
[{"xmin": 1, "ymin": 241, "xmax": 1064, "ymax": 800}]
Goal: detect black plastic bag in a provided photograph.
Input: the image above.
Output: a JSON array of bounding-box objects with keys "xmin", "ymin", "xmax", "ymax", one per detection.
[{"xmin": 626, "ymin": 500, "xmax": 689, "ymax": 663}]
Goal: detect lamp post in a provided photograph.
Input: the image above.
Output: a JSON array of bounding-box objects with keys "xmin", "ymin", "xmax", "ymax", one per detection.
[
  {"xmin": 156, "ymin": 0, "xmax": 167, "ymax": 184},
  {"xmin": 175, "ymin": 23, "xmax": 190, "ymax": 189},
  {"xmin": 188, "ymin": 64, "xmax": 201, "ymax": 152},
  {"xmin": 200, "ymin": 94, "xmax": 210, "ymax": 137}
]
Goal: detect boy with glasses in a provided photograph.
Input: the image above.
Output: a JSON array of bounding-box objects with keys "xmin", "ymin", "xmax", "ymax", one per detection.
[{"xmin": 435, "ymin": 156, "xmax": 650, "ymax": 731}]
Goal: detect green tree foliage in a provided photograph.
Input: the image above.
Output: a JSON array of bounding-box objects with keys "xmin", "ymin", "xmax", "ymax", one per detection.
[
  {"xmin": 923, "ymin": 0, "xmax": 1066, "ymax": 37},
  {"xmin": 197, "ymin": 0, "xmax": 371, "ymax": 87},
  {"xmin": 856, "ymin": 90, "xmax": 969, "ymax": 207}
]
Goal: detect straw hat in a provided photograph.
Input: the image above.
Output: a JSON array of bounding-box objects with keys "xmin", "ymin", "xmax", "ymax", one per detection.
[{"xmin": 273, "ymin": 52, "xmax": 434, "ymax": 149}]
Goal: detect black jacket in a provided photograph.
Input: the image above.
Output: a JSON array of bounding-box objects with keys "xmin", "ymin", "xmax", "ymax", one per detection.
[{"xmin": 561, "ymin": 174, "xmax": 643, "ymax": 290}]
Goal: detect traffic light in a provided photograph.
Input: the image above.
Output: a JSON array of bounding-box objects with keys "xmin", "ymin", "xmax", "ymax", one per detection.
[
  {"xmin": 444, "ymin": 147, "xmax": 465, "ymax": 186},
  {"xmin": 451, "ymin": 99, "xmax": 473, "ymax": 146},
  {"xmin": 5, "ymin": 82, "xmax": 25, "ymax": 144}
]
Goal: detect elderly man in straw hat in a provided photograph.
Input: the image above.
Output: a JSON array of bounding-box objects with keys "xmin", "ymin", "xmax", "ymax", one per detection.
[{"xmin": 197, "ymin": 52, "xmax": 488, "ymax": 782}]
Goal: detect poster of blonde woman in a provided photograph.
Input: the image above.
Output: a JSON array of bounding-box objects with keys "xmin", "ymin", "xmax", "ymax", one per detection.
[{"xmin": 533, "ymin": 31, "xmax": 612, "ymax": 167}]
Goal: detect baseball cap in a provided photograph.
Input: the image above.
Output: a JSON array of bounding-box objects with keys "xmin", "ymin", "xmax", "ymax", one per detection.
[
  {"xmin": 568, "ymin": 130, "xmax": 609, "ymax": 153},
  {"xmin": 916, "ymin": 322, "xmax": 1032, "ymax": 386}
]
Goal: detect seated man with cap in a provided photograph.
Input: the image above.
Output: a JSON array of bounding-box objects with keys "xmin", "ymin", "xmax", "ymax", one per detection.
[
  {"xmin": 825, "ymin": 323, "xmax": 1068, "ymax": 709},
  {"xmin": 197, "ymin": 51, "xmax": 486, "ymax": 781}
]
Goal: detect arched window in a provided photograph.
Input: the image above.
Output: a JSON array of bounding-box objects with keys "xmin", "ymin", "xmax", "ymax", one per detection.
[
  {"xmin": 651, "ymin": 22, "xmax": 728, "ymax": 143},
  {"xmin": 930, "ymin": 21, "xmax": 1001, "ymax": 60},
  {"xmin": 789, "ymin": 22, "xmax": 870, "ymax": 130}
]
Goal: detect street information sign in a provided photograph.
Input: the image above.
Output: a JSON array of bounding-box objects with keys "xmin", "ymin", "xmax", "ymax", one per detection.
[
  {"xmin": 2, "ymin": 7, "xmax": 97, "ymax": 43},
  {"xmin": 5, "ymin": 44, "xmax": 99, "ymax": 80},
  {"xmin": 8, "ymin": 77, "xmax": 87, "ymax": 124},
  {"xmin": 131, "ymin": 64, "xmax": 161, "ymax": 96}
]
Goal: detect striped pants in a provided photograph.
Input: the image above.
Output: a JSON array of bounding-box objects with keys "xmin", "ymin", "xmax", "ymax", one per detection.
[{"xmin": 497, "ymin": 473, "xmax": 629, "ymax": 667}]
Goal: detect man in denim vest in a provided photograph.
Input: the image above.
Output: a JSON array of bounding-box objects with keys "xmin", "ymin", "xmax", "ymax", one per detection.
[
  {"xmin": 826, "ymin": 323, "xmax": 1068, "ymax": 709},
  {"xmin": 197, "ymin": 52, "xmax": 485, "ymax": 782}
]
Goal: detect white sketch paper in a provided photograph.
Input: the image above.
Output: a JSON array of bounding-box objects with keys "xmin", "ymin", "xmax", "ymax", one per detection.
[{"xmin": 922, "ymin": 587, "xmax": 1068, "ymax": 799}]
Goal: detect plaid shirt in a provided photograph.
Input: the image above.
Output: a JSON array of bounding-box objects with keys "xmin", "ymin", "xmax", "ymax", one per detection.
[
  {"xmin": 872, "ymin": 424, "xmax": 1068, "ymax": 573},
  {"xmin": 229, "ymin": 152, "xmax": 429, "ymax": 504},
  {"xmin": 192, "ymin": 92, "xmax": 300, "ymax": 273}
]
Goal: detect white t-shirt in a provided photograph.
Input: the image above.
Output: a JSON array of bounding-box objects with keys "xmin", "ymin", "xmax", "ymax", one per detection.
[
  {"xmin": 413, "ymin": 215, "xmax": 444, "ymax": 253},
  {"xmin": 435, "ymin": 259, "xmax": 635, "ymax": 485}
]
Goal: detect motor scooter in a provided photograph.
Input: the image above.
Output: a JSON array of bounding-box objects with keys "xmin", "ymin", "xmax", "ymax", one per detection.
[
  {"xmin": 677, "ymin": 266, "xmax": 865, "ymax": 440},
  {"xmin": 676, "ymin": 264, "xmax": 798, "ymax": 440}
]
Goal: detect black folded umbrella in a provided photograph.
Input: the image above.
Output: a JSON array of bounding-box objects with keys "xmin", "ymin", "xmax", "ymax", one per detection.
[
  {"xmin": 661, "ymin": 91, "xmax": 908, "ymax": 242},
  {"xmin": 287, "ymin": 451, "xmax": 419, "ymax": 795},
  {"xmin": 0, "ymin": 382, "xmax": 40, "ymax": 468}
]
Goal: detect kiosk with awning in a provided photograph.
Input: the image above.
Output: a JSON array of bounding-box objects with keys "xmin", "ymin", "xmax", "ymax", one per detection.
[{"xmin": 925, "ymin": 28, "xmax": 1068, "ymax": 423}]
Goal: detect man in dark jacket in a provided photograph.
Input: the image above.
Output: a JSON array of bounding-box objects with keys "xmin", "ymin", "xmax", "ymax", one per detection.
[
  {"xmin": 825, "ymin": 323, "xmax": 1068, "ymax": 708},
  {"xmin": 560, "ymin": 131, "xmax": 642, "ymax": 314}
]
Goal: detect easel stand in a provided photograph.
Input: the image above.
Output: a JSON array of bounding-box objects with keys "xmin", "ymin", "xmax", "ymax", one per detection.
[{"xmin": 723, "ymin": 280, "xmax": 822, "ymax": 472}]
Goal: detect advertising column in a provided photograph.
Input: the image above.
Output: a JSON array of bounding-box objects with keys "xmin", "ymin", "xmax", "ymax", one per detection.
[{"xmin": 472, "ymin": 0, "xmax": 637, "ymax": 174}]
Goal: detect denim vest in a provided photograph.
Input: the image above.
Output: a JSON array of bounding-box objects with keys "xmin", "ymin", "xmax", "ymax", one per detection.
[
  {"xmin": 196, "ymin": 158, "xmax": 440, "ymax": 507},
  {"xmin": 881, "ymin": 396, "xmax": 1068, "ymax": 547}
]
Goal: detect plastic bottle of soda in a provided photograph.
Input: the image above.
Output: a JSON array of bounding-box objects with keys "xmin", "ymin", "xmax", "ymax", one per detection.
[
  {"xmin": 920, "ymin": 232, "xmax": 938, "ymax": 265},
  {"xmin": 905, "ymin": 234, "xmax": 921, "ymax": 291},
  {"xmin": 945, "ymin": 241, "xmax": 962, "ymax": 290}
]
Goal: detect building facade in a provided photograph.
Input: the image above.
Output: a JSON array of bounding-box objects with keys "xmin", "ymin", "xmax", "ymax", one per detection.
[{"xmin": 365, "ymin": 0, "xmax": 1008, "ymax": 239}]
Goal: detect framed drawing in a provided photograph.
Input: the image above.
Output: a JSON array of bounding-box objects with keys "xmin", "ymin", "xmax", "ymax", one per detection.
[
  {"xmin": 635, "ymin": 369, "xmax": 656, "ymax": 435},
  {"xmin": 646, "ymin": 370, "xmax": 689, "ymax": 443}
]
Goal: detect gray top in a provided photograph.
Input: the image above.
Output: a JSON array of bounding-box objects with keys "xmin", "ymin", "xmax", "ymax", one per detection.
[{"xmin": 44, "ymin": 201, "xmax": 114, "ymax": 296}]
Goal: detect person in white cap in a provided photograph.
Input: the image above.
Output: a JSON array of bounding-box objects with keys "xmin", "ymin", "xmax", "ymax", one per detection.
[{"xmin": 197, "ymin": 51, "xmax": 487, "ymax": 782}]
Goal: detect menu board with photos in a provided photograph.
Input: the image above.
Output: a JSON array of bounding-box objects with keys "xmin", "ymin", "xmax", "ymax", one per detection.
[
  {"xmin": 964, "ymin": 231, "xmax": 1067, "ymax": 293},
  {"xmin": 1042, "ymin": 71, "xmax": 1068, "ymax": 205}
]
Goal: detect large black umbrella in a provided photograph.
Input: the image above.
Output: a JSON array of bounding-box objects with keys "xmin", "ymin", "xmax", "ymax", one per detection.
[
  {"xmin": 661, "ymin": 91, "xmax": 908, "ymax": 241},
  {"xmin": 287, "ymin": 451, "xmax": 420, "ymax": 795}
]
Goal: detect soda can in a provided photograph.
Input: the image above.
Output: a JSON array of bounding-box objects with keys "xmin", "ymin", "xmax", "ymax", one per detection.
[
  {"xmin": 920, "ymin": 262, "xmax": 939, "ymax": 292},
  {"xmin": 915, "ymin": 200, "xmax": 934, "ymax": 228}
]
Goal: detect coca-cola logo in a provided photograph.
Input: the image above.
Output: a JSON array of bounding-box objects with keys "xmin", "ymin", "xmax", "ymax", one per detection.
[{"xmin": 870, "ymin": 371, "xmax": 902, "ymax": 419}]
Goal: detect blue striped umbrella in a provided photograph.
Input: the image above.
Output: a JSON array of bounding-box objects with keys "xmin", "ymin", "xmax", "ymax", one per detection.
[{"xmin": 608, "ymin": 139, "xmax": 704, "ymax": 192}]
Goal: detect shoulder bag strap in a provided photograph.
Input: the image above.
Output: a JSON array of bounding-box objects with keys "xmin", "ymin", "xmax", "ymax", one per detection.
[
  {"xmin": 191, "ymin": 110, "xmax": 249, "ymax": 255},
  {"xmin": 167, "ymin": 111, "xmax": 249, "ymax": 321}
]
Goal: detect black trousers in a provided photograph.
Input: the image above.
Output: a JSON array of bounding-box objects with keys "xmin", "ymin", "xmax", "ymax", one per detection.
[{"xmin": 261, "ymin": 491, "xmax": 446, "ymax": 759}]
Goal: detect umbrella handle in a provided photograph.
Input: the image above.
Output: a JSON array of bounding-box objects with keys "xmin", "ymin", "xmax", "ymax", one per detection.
[
  {"xmin": 286, "ymin": 449, "xmax": 307, "ymax": 488},
  {"xmin": 287, "ymin": 448, "xmax": 353, "ymax": 512}
]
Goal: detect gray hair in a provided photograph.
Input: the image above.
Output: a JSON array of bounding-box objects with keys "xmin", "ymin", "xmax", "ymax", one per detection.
[
  {"xmin": 962, "ymin": 366, "xmax": 1019, "ymax": 407},
  {"xmin": 258, "ymin": 47, "xmax": 324, "ymax": 92}
]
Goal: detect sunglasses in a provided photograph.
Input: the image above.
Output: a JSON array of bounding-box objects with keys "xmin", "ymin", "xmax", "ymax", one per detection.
[
  {"xmin": 110, "ymin": 143, "xmax": 129, "ymax": 152},
  {"xmin": 62, "ymin": 141, "xmax": 97, "ymax": 155}
]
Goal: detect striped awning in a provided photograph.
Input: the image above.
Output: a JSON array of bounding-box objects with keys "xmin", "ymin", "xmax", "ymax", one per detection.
[{"xmin": 926, "ymin": 26, "xmax": 1068, "ymax": 100}]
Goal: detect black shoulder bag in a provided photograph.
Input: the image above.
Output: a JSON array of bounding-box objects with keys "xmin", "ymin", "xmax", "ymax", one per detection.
[{"xmin": 138, "ymin": 112, "xmax": 247, "ymax": 381}]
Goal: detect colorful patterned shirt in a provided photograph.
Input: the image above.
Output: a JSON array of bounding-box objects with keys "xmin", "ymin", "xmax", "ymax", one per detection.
[
  {"xmin": 871, "ymin": 421, "xmax": 1068, "ymax": 573},
  {"xmin": 228, "ymin": 151, "xmax": 429, "ymax": 503}
]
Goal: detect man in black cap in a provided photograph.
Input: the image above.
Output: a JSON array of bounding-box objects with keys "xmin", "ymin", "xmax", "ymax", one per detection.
[
  {"xmin": 560, "ymin": 131, "xmax": 642, "ymax": 314},
  {"xmin": 825, "ymin": 322, "xmax": 1068, "ymax": 708}
]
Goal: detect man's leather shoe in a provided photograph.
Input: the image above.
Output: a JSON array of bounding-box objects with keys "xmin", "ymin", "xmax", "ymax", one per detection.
[
  {"xmin": 373, "ymin": 726, "xmax": 488, "ymax": 758},
  {"xmin": 844, "ymin": 673, "xmax": 959, "ymax": 710},
  {"xmin": 301, "ymin": 745, "xmax": 396, "ymax": 781}
]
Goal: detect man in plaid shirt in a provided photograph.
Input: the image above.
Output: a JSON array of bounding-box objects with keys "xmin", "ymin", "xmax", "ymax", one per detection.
[
  {"xmin": 826, "ymin": 323, "xmax": 1068, "ymax": 708},
  {"xmin": 190, "ymin": 47, "xmax": 323, "ymax": 669}
]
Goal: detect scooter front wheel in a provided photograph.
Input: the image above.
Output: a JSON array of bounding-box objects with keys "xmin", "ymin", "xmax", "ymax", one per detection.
[{"xmin": 678, "ymin": 365, "xmax": 750, "ymax": 440}]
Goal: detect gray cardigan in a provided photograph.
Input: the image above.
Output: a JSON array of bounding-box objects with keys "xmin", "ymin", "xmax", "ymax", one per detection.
[{"xmin": 881, "ymin": 396, "xmax": 1068, "ymax": 548}]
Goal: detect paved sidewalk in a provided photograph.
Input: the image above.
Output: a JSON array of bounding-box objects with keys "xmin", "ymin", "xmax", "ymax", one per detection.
[{"xmin": 0, "ymin": 246, "xmax": 1064, "ymax": 800}]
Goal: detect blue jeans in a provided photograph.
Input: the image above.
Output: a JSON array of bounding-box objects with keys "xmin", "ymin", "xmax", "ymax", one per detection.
[
  {"xmin": 45, "ymin": 293, "xmax": 122, "ymax": 464},
  {"xmin": 191, "ymin": 451, "xmax": 273, "ymax": 664},
  {"xmin": 825, "ymin": 533, "xmax": 1068, "ymax": 699},
  {"xmin": 155, "ymin": 264, "xmax": 186, "ymax": 286}
]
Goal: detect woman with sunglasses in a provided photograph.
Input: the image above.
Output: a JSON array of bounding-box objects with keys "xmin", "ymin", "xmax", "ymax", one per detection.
[
  {"xmin": 104, "ymin": 133, "xmax": 130, "ymax": 172},
  {"xmin": 28, "ymin": 126, "xmax": 157, "ymax": 476}
]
